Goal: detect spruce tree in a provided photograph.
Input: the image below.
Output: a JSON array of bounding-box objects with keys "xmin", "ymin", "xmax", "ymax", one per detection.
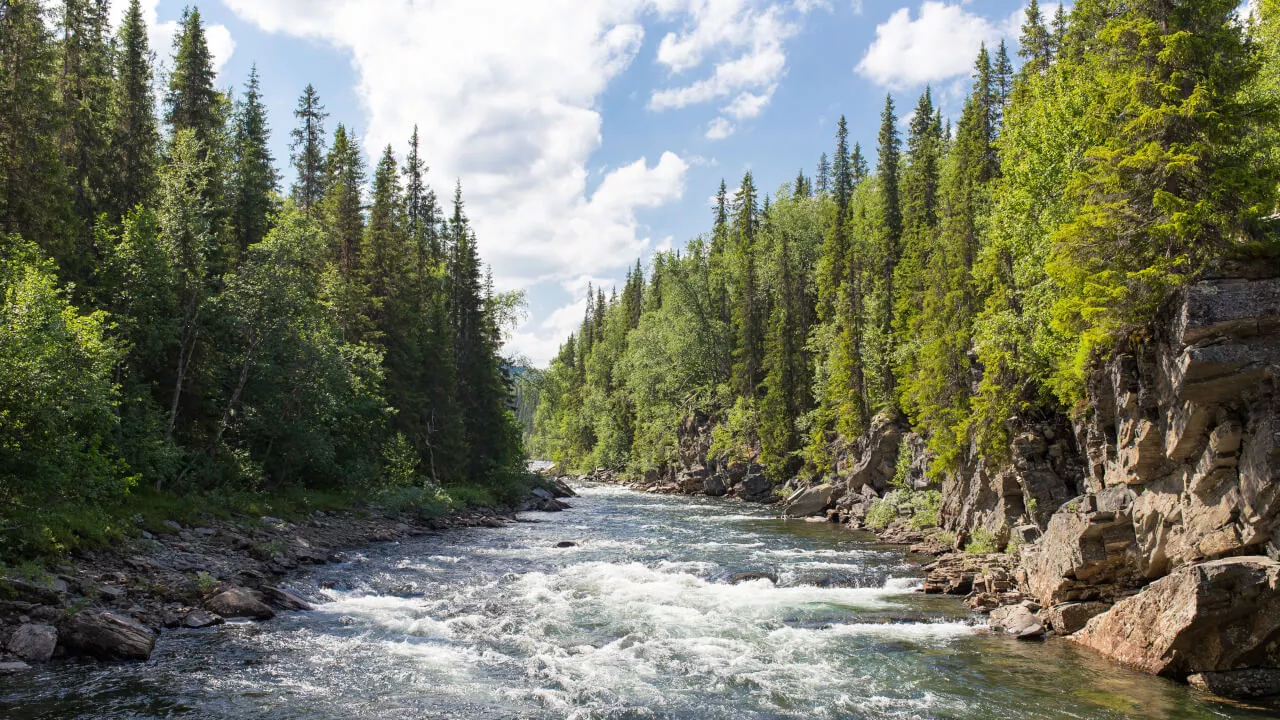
[
  {"xmin": 731, "ymin": 171, "xmax": 762, "ymax": 400},
  {"xmin": 108, "ymin": 0, "xmax": 159, "ymax": 220},
  {"xmin": 57, "ymin": 0, "xmax": 113, "ymax": 227},
  {"xmin": 850, "ymin": 142, "xmax": 868, "ymax": 185},
  {"xmin": 1019, "ymin": 0, "xmax": 1052, "ymax": 76},
  {"xmin": 875, "ymin": 94, "xmax": 902, "ymax": 406},
  {"xmin": 0, "ymin": 0, "xmax": 73, "ymax": 255},
  {"xmin": 815, "ymin": 152, "xmax": 830, "ymax": 194},
  {"xmin": 228, "ymin": 66, "xmax": 278, "ymax": 254},
  {"xmin": 290, "ymin": 84, "xmax": 328, "ymax": 215},
  {"xmin": 165, "ymin": 7, "xmax": 222, "ymax": 147}
]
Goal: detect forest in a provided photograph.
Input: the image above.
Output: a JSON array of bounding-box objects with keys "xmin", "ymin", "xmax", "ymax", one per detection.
[
  {"xmin": 0, "ymin": 0, "xmax": 527, "ymax": 558},
  {"xmin": 530, "ymin": 0, "xmax": 1280, "ymax": 486}
]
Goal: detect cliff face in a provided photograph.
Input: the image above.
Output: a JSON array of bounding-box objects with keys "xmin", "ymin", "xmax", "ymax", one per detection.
[{"xmin": 1014, "ymin": 273, "xmax": 1280, "ymax": 694}]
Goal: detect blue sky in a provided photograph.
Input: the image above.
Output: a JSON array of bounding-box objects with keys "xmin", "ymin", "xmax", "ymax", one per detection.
[{"xmin": 122, "ymin": 0, "xmax": 1042, "ymax": 365}]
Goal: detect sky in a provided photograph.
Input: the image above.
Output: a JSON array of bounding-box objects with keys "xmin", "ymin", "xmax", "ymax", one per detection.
[{"xmin": 121, "ymin": 0, "xmax": 1049, "ymax": 366}]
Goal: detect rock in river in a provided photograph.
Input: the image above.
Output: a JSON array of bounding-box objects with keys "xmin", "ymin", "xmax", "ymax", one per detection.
[
  {"xmin": 205, "ymin": 587, "xmax": 276, "ymax": 620},
  {"xmin": 6, "ymin": 623, "xmax": 57, "ymax": 663},
  {"xmin": 59, "ymin": 610, "xmax": 156, "ymax": 660},
  {"xmin": 783, "ymin": 484, "xmax": 835, "ymax": 518}
]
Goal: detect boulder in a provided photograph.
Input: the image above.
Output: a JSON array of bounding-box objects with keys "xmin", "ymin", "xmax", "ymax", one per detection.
[
  {"xmin": 206, "ymin": 587, "xmax": 276, "ymax": 620},
  {"xmin": 6, "ymin": 623, "xmax": 57, "ymax": 663},
  {"xmin": 704, "ymin": 474, "xmax": 728, "ymax": 497},
  {"xmin": 182, "ymin": 609, "xmax": 225, "ymax": 629},
  {"xmin": 261, "ymin": 586, "xmax": 314, "ymax": 612},
  {"xmin": 0, "ymin": 661, "xmax": 31, "ymax": 675},
  {"xmin": 728, "ymin": 571, "xmax": 778, "ymax": 584},
  {"xmin": 988, "ymin": 602, "xmax": 1044, "ymax": 640},
  {"xmin": 1070, "ymin": 557, "xmax": 1280, "ymax": 689},
  {"xmin": 741, "ymin": 472, "xmax": 772, "ymax": 500},
  {"xmin": 844, "ymin": 413, "xmax": 907, "ymax": 493},
  {"xmin": 1045, "ymin": 602, "xmax": 1111, "ymax": 635},
  {"xmin": 783, "ymin": 484, "xmax": 835, "ymax": 518},
  {"xmin": 59, "ymin": 610, "xmax": 156, "ymax": 660}
]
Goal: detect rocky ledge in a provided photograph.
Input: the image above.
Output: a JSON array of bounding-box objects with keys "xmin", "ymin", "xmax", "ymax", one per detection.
[{"xmin": 0, "ymin": 480, "xmax": 575, "ymax": 671}]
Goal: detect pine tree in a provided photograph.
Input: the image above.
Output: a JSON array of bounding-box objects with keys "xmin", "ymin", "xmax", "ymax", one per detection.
[
  {"xmin": 793, "ymin": 168, "xmax": 809, "ymax": 198},
  {"xmin": 875, "ymin": 94, "xmax": 902, "ymax": 406},
  {"xmin": 894, "ymin": 87, "xmax": 943, "ymax": 377},
  {"xmin": 0, "ymin": 0, "xmax": 73, "ymax": 255},
  {"xmin": 1051, "ymin": 4, "xmax": 1068, "ymax": 57},
  {"xmin": 815, "ymin": 152, "xmax": 830, "ymax": 194},
  {"xmin": 165, "ymin": 7, "xmax": 222, "ymax": 147},
  {"xmin": 323, "ymin": 124, "xmax": 365, "ymax": 277},
  {"xmin": 57, "ymin": 0, "xmax": 113, "ymax": 227},
  {"xmin": 361, "ymin": 145, "xmax": 406, "ymax": 330},
  {"xmin": 403, "ymin": 126, "xmax": 439, "ymax": 259},
  {"xmin": 993, "ymin": 40, "xmax": 1014, "ymax": 122},
  {"xmin": 107, "ymin": 0, "xmax": 159, "ymax": 220},
  {"xmin": 228, "ymin": 66, "xmax": 278, "ymax": 254},
  {"xmin": 850, "ymin": 142, "xmax": 868, "ymax": 185},
  {"xmin": 731, "ymin": 171, "xmax": 762, "ymax": 400},
  {"xmin": 1019, "ymin": 0, "xmax": 1052, "ymax": 76},
  {"xmin": 290, "ymin": 84, "xmax": 328, "ymax": 215}
]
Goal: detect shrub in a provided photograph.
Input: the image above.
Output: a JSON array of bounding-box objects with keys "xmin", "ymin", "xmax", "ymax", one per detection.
[
  {"xmin": 964, "ymin": 527, "xmax": 999, "ymax": 554},
  {"xmin": 907, "ymin": 490, "xmax": 942, "ymax": 529}
]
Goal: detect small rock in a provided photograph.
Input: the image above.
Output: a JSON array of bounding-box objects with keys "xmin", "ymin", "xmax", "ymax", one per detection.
[
  {"xmin": 100, "ymin": 585, "xmax": 127, "ymax": 601},
  {"xmin": 162, "ymin": 520, "xmax": 183, "ymax": 533},
  {"xmin": 555, "ymin": 541, "xmax": 578, "ymax": 548},
  {"xmin": 182, "ymin": 609, "xmax": 225, "ymax": 629},
  {"xmin": 6, "ymin": 623, "xmax": 57, "ymax": 663},
  {"xmin": 205, "ymin": 588, "xmax": 275, "ymax": 620},
  {"xmin": 0, "ymin": 661, "xmax": 31, "ymax": 675},
  {"xmin": 728, "ymin": 571, "xmax": 778, "ymax": 584}
]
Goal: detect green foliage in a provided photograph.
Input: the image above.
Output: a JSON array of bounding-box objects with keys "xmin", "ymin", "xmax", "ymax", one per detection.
[
  {"xmin": 964, "ymin": 527, "xmax": 999, "ymax": 554},
  {"xmin": 907, "ymin": 490, "xmax": 942, "ymax": 529},
  {"xmin": 864, "ymin": 493, "xmax": 901, "ymax": 530}
]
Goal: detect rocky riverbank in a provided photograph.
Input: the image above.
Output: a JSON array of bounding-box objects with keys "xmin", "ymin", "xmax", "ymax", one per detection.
[
  {"xmin": 566, "ymin": 271, "xmax": 1280, "ymax": 700},
  {"xmin": 0, "ymin": 480, "xmax": 576, "ymax": 674}
]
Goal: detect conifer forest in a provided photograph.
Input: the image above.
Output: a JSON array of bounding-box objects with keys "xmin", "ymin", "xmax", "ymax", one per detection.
[{"xmin": 1, "ymin": 0, "xmax": 526, "ymax": 558}]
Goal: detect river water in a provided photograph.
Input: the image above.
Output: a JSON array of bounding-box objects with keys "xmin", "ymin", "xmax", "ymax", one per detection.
[{"xmin": 2, "ymin": 484, "xmax": 1276, "ymax": 719}]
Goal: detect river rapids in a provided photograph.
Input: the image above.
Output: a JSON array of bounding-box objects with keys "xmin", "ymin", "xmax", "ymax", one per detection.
[{"xmin": 1, "ymin": 484, "xmax": 1273, "ymax": 719}]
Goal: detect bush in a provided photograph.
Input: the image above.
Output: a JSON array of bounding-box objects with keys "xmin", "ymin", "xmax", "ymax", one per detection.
[
  {"xmin": 907, "ymin": 490, "xmax": 942, "ymax": 529},
  {"xmin": 865, "ymin": 490, "xmax": 906, "ymax": 530},
  {"xmin": 964, "ymin": 527, "xmax": 999, "ymax": 554}
]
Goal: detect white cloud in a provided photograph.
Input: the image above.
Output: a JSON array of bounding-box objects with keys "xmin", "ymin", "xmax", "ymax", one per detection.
[
  {"xmin": 649, "ymin": 0, "xmax": 819, "ymax": 138},
  {"xmin": 856, "ymin": 1, "xmax": 1002, "ymax": 89},
  {"xmin": 109, "ymin": 0, "xmax": 235, "ymax": 77},
  {"xmin": 706, "ymin": 116, "xmax": 735, "ymax": 139}
]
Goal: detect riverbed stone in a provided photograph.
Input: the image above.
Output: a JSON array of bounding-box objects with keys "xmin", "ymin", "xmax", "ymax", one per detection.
[
  {"xmin": 59, "ymin": 610, "xmax": 156, "ymax": 660},
  {"xmin": 1045, "ymin": 602, "xmax": 1111, "ymax": 635},
  {"xmin": 0, "ymin": 661, "xmax": 31, "ymax": 675},
  {"xmin": 783, "ymin": 484, "xmax": 835, "ymax": 518},
  {"xmin": 1187, "ymin": 669, "xmax": 1280, "ymax": 699},
  {"xmin": 206, "ymin": 587, "xmax": 276, "ymax": 620},
  {"xmin": 6, "ymin": 623, "xmax": 57, "ymax": 662},
  {"xmin": 182, "ymin": 609, "xmax": 225, "ymax": 629},
  {"xmin": 704, "ymin": 474, "xmax": 728, "ymax": 497}
]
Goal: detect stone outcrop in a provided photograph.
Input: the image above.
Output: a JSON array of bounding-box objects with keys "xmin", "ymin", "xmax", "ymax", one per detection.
[
  {"xmin": 1023, "ymin": 276, "xmax": 1280, "ymax": 615},
  {"xmin": 942, "ymin": 417, "xmax": 1083, "ymax": 551},
  {"xmin": 1070, "ymin": 557, "xmax": 1280, "ymax": 694},
  {"xmin": 59, "ymin": 610, "xmax": 156, "ymax": 660}
]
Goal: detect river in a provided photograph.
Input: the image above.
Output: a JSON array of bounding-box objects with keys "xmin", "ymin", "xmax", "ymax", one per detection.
[{"xmin": 2, "ymin": 484, "xmax": 1275, "ymax": 719}]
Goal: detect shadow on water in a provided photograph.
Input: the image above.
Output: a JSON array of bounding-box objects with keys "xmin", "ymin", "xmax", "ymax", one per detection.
[{"xmin": 3, "ymin": 484, "xmax": 1277, "ymax": 719}]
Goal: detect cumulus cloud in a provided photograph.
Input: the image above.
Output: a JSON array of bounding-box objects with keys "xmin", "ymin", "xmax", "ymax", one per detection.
[
  {"xmin": 109, "ymin": 0, "xmax": 235, "ymax": 77},
  {"xmin": 856, "ymin": 1, "xmax": 1003, "ymax": 89},
  {"xmin": 649, "ymin": 0, "xmax": 817, "ymax": 137}
]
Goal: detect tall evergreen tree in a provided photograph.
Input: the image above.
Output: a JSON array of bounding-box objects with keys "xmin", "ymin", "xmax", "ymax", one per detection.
[
  {"xmin": 289, "ymin": 84, "xmax": 328, "ymax": 215},
  {"xmin": 876, "ymin": 94, "xmax": 902, "ymax": 406},
  {"xmin": 0, "ymin": 0, "xmax": 72, "ymax": 255},
  {"xmin": 815, "ymin": 152, "xmax": 830, "ymax": 194},
  {"xmin": 1019, "ymin": 0, "xmax": 1052, "ymax": 76},
  {"xmin": 731, "ymin": 171, "xmax": 762, "ymax": 400},
  {"xmin": 107, "ymin": 0, "xmax": 159, "ymax": 220},
  {"xmin": 228, "ymin": 66, "xmax": 278, "ymax": 254},
  {"xmin": 56, "ymin": 0, "xmax": 113, "ymax": 228},
  {"xmin": 165, "ymin": 7, "xmax": 221, "ymax": 147}
]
